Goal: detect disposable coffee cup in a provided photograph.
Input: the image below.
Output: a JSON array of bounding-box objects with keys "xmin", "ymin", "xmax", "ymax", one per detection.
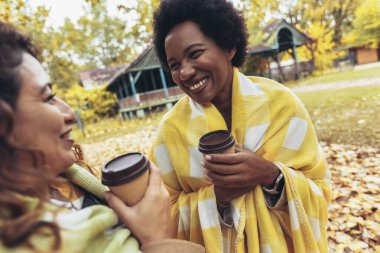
[
  {"xmin": 102, "ymin": 152, "xmax": 150, "ymax": 206},
  {"xmin": 198, "ymin": 130, "xmax": 236, "ymax": 154}
]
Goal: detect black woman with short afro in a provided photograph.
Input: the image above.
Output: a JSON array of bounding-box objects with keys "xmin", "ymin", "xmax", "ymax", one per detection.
[
  {"xmin": 153, "ymin": 0, "xmax": 247, "ymax": 69},
  {"xmin": 150, "ymin": 1, "xmax": 331, "ymax": 252}
]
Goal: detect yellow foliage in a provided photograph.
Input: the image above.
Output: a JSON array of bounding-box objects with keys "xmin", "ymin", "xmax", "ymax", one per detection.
[
  {"xmin": 305, "ymin": 22, "xmax": 339, "ymax": 72},
  {"xmin": 61, "ymin": 85, "xmax": 118, "ymax": 123},
  {"xmin": 350, "ymin": 0, "xmax": 380, "ymax": 46}
]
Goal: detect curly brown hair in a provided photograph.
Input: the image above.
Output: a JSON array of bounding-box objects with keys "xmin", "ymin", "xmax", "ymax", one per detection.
[{"xmin": 0, "ymin": 22, "xmax": 61, "ymax": 251}]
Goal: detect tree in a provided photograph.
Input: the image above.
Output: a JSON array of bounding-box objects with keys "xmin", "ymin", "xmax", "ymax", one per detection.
[
  {"xmin": 275, "ymin": 0, "xmax": 360, "ymax": 46},
  {"xmin": 0, "ymin": 0, "xmax": 31, "ymax": 26},
  {"xmin": 301, "ymin": 22, "xmax": 337, "ymax": 73},
  {"xmin": 117, "ymin": 0, "xmax": 158, "ymax": 46},
  {"xmin": 239, "ymin": 0, "xmax": 281, "ymax": 44},
  {"xmin": 63, "ymin": 84, "xmax": 118, "ymax": 122},
  {"xmin": 349, "ymin": 0, "xmax": 380, "ymax": 46},
  {"xmin": 325, "ymin": 0, "xmax": 362, "ymax": 45}
]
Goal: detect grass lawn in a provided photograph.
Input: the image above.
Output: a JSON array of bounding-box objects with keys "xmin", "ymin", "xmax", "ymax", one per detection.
[
  {"xmin": 285, "ymin": 65, "xmax": 380, "ymax": 87},
  {"xmin": 74, "ymin": 82, "xmax": 380, "ymax": 148},
  {"xmin": 296, "ymin": 84, "xmax": 380, "ymax": 147},
  {"xmin": 72, "ymin": 110, "xmax": 166, "ymax": 144}
]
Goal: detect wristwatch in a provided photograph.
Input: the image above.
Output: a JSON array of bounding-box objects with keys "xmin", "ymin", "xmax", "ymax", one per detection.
[{"xmin": 262, "ymin": 171, "xmax": 285, "ymax": 195}]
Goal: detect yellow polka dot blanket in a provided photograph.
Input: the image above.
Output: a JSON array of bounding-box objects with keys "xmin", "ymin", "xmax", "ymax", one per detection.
[{"xmin": 149, "ymin": 68, "xmax": 331, "ymax": 253}]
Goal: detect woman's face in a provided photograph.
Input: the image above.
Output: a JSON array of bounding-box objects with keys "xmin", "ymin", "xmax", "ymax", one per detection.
[
  {"xmin": 165, "ymin": 21, "xmax": 236, "ymax": 105},
  {"xmin": 10, "ymin": 53, "xmax": 76, "ymax": 177}
]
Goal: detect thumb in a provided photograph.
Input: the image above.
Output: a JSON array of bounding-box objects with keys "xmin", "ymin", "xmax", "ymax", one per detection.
[
  {"xmin": 104, "ymin": 191, "xmax": 133, "ymax": 222},
  {"xmin": 146, "ymin": 162, "xmax": 162, "ymax": 192}
]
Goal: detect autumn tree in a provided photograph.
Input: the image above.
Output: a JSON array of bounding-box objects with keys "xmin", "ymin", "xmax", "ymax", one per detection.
[
  {"xmin": 280, "ymin": 0, "xmax": 361, "ymax": 45},
  {"xmin": 69, "ymin": 1, "xmax": 138, "ymax": 68},
  {"xmin": 349, "ymin": 0, "xmax": 380, "ymax": 46},
  {"xmin": 239, "ymin": 0, "xmax": 281, "ymax": 44}
]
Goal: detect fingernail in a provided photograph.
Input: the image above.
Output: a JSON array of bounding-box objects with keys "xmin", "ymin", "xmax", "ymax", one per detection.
[
  {"xmin": 104, "ymin": 191, "xmax": 110, "ymax": 200},
  {"xmin": 205, "ymin": 155, "xmax": 212, "ymax": 160}
]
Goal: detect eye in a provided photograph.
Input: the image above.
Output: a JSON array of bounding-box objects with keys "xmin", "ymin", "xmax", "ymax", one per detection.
[
  {"xmin": 169, "ymin": 62, "xmax": 179, "ymax": 71},
  {"xmin": 189, "ymin": 49, "xmax": 203, "ymax": 59},
  {"xmin": 45, "ymin": 92, "xmax": 57, "ymax": 103}
]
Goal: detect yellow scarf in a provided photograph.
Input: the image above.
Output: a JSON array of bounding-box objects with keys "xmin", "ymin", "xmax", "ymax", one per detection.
[{"xmin": 150, "ymin": 68, "xmax": 331, "ymax": 253}]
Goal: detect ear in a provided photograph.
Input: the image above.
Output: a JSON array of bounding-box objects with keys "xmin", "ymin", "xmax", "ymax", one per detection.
[
  {"xmin": 227, "ymin": 48, "xmax": 237, "ymax": 61},
  {"xmin": 0, "ymin": 100, "xmax": 13, "ymax": 139}
]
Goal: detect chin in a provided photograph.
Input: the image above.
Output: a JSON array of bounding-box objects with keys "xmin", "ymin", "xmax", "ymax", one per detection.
[
  {"xmin": 62, "ymin": 153, "xmax": 76, "ymax": 170},
  {"xmin": 191, "ymin": 95, "xmax": 213, "ymax": 105}
]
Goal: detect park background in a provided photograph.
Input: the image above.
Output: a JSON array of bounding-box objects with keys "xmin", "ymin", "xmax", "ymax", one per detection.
[{"xmin": 1, "ymin": 0, "xmax": 379, "ymax": 252}]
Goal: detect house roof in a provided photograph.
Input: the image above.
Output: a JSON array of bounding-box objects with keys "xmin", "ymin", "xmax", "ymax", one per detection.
[
  {"xmin": 106, "ymin": 45, "xmax": 162, "ymax": 89},
  {"xmin": 248, "ymin": 19, "xmax": 313, "ymax": 56},
  {"xmin": 126, "ymin": 46, "xmax": 161, "ymax": 72},
  {"xmin": 78, "ymin": 64, "xmax": 129, "ymax": 89}
]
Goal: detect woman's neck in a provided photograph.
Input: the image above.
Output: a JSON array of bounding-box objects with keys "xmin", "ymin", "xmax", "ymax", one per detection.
[{"xmin": 212, "ymin": 66, "xmax": 234, "ymax": 130}]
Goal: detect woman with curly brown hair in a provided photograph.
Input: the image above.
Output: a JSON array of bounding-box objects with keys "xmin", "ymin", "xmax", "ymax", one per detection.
[
  {"xmin": 150, "ymin": 0, "xmax": 331, "ymax": 252},
  {"xmin": 0, "ymin": 22, "xmax": 204, "ymax": 253}
]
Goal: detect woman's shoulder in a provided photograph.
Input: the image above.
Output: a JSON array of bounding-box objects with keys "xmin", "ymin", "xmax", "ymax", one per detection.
[
  {"xmin": 248, "ymin": 76, "xmax": 300, "ymax": 104},
  {"xmin": 246, "ymin": 76, "xmax": 294, "ymax": 96},
  {"xmin": 245, "ymin": 75, "xmax": 306, "ymax": 118}
]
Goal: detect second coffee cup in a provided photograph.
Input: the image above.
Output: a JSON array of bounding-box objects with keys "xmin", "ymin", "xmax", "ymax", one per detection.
[
  {"xmin": 101, "ymin": 152, "xmax": 150, "ymax": 206},
  {"xmin": 198, "ymin": 130, "xmax": 236, "ymax": 154}
]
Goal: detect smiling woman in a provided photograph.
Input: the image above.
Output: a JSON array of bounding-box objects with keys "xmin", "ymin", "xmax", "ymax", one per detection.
[
  {"xmin": 165, "ymin": 21, "xmax": 237, "ymax": 108},
  {"xmin": 0, "ymin": 22, "xmax": 204, "ymax": 253},
  {"xmin": 10, "ymin": 53, "xmax": 77, "ymax": 177},
  {"xmin": 150, "ymin": 0, "xmax": 331, "ymax": 252}
]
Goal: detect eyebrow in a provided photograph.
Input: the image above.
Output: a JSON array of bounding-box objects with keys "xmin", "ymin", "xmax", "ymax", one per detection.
[
  {"xmin": 38, "ymin": 83, "xmax": 52, "ymax": 95},
  {"xmin": 167, "ymin": 43, "xmax": 205, "ymax": 63}
]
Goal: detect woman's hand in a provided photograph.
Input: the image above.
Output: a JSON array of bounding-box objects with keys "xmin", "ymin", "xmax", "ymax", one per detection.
[
  {"xmin": 105, "ymin": 162, "xmax": 172, "ymax": 247},
  {"xmin": 214, "ymin": 185, "xmax": 252, "ymax": 207},
  {"xmin": 204, "ymin": 146, "xmax": 280, "ymax": 189}
]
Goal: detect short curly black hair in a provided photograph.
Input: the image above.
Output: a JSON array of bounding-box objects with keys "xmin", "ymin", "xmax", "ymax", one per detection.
[{"xmin": 153, "ymin": 0, "xmax": 248, "ymax": 69}]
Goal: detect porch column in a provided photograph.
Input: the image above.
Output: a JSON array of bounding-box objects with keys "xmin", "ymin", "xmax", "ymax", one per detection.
[
  {"xmin": 159, "ymin": 67, "xmax": 169, "ymax": 98},
  {"xmin": 128, "ymin": 72, "xmax": 142, "ymax": 103},
  {"xmin": 121, "ymin": 75, "xmax": 130, "ymax": 106},
  {"xmin": 292, "ymin": 42, "xmax": 300, "ymax": 80},
  {"xmin": 117, "ymin": 83, "xmax": 123, "ymax": 99}
]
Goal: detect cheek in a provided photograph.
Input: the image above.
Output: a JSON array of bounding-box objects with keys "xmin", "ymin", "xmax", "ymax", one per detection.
[
  {"xmin": 171, "ymin": 71, "xmax": 181, "ymax": 85},
  {"xmin": 9, "ymin": 123, "xmax": 38, "ymax": 148}
]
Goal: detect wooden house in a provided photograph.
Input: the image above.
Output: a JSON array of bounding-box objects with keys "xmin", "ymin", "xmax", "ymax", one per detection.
[{"xmin": 106, "ymin": 46, "xmax": 184, "ymax": 118}]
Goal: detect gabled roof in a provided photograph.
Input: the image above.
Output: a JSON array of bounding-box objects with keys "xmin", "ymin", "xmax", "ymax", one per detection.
[
  {"xmin": 106, "ymin": 46, "xmax": 162, "ymax": 89},
  {"xmin": 126, "ymin": 45, "xmax": 161, "ymax": 72},
  {"xmin": 248, "ymin": 19, "xmax": 313, "ymax": 55},
  {"xmin": 78, "ymin": 64, "xmax": 129, "ymax": 90}
]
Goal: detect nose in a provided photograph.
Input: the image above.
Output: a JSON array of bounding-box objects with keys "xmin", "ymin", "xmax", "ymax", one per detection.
[
  {"xmin": 58, "ymin": 98, "xmax": 76, "ymax": 125},
  {"xmin": 179, "ymin": 62, "xmax": 195, "ymax": 82}
]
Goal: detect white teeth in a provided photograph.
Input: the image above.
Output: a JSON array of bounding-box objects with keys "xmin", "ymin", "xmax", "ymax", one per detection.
[{"xmin": 188, "ymin": 78, "xmax": 207, "ymax": 91}]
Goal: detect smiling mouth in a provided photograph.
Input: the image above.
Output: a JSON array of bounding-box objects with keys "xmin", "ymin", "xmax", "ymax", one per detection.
[
  {"xmin": 60, "ymin": 128, "xmax": 74, "ymax": 142},
  {"xmin": 187, "ymin": 77, "xmax": 208, "ymax": 91}
]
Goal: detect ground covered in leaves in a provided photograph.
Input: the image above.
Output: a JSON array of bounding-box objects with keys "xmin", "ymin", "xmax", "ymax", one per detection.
[{"xmin": 81, "ymin": 125, "xmax": 380, "ymax": 253}]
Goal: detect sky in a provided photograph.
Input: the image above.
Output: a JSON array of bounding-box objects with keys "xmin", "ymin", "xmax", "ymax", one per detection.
[
  {"xmin": 31, "ymin": 0, "xmax": 85, "ymax": 26},
  {"xmin": 30, "ymin": 0, "xmax": 128, "ymax": 27},
  {"xmin": 30, "ymin": 0, "xmax": 242, "ymax": 27}
]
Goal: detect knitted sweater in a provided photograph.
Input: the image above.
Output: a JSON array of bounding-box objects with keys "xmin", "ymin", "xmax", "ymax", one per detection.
[{"xmin": 0, "ymin": 164, "xmax": 204, "ymax": 253}]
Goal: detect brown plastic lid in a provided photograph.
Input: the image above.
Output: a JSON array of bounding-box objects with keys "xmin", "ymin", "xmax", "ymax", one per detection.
[
  {"xmin": 101, "ymin": 152, "xmax": 150, "ymax": 186},
  {"xmin": 198, "ymin": 130, "xmax": 235, "ymax": 154}
]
